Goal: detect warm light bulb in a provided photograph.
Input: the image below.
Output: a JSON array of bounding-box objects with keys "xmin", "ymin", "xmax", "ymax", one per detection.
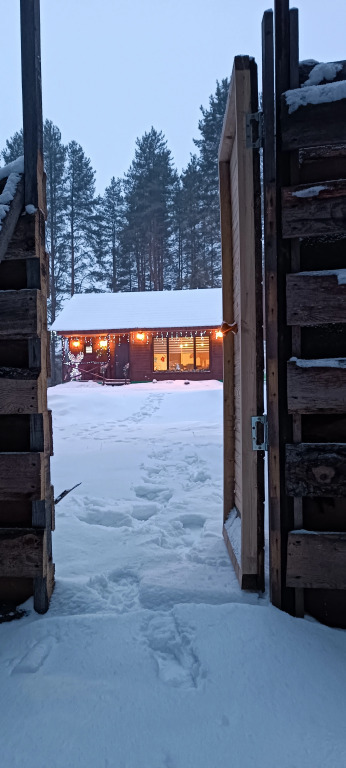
[
  {"xmin": 136, "ymin": 332, "xmax": 145, "ymax": 341},
  {"xmin": 216, "ymin": 330, "xmax": 223, "ymax": 339},
  {"xmin": 99, "ymin": 339, "xmax": 108, "ymax": 348},
  {"xmin": 72, "ymin": 340, "xmax": 80, "ymax": 348}
]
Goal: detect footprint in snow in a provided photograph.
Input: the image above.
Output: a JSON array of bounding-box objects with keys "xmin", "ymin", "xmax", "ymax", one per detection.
[
  {"xmin": 134, "ymin": 485, "xmax": 172, "ymax": 503},
  {"xmin": 131, "ymin": 502, "xmax": 159, "ymax": 521},
  {"xmin": 11, "ymin": 636, "xmax": 56, "ymax": 675},
  {"xmin": 144, "ymin": 613, "xmax": 201, "ymax": 689}
]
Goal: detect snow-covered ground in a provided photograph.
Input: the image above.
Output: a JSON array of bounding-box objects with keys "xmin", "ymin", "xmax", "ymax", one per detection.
[{"xmin": 1, "ymin": 380, "xmax": 346, "ymax": 768}]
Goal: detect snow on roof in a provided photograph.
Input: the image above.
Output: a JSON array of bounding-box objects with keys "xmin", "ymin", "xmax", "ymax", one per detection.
[
  {"xmin": 51, "ymin": 288, "xmax": 222, "ymax": 332},
  {"xmin": 284, "ymin": 79, "xmax": 346, "ymax": 114},
  {"xmin": 302, "ymin": 61, "xmax": 343, "ymax": 88}
]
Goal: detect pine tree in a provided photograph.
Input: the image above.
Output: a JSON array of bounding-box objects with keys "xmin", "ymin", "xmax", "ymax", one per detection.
[
  {"xmin": 124, "ymin": 128, "xmax": 177, "ymax": 291},
  {"xmin": 64, "ymin": 141, "xmax": 96, "ymax": 295}
]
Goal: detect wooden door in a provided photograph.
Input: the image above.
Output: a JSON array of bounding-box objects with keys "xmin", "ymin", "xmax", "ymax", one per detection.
[
  {"xmin": 219, "ymin": 56, "xmax": 264, "ymax": 590},
  {"xmin": 115, "ymin": 340, "xmax": 129, "ymax": 379}
]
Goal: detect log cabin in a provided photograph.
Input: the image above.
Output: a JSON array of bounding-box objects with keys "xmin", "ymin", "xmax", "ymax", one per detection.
[{"xmin": 51, "ymin": 288, "xmax": 223, "ymax": 384}]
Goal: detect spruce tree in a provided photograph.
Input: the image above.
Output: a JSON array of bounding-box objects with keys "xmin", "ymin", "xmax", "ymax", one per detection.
[
  {"xmin": 193, "ymin": 78, "xmax": 229, "ymax": 287},
  {"xmin": 91, "ymin": 177, "xmax": 125, "ymax": 292},
  {"xmin": 179, "ymin": 155, "xmax": 204, "ymax": 288},
  {"xmin": 124, "ymin": 128, "xmax": 177, "ymax": 291},
  {"xmin": 64, "ymin": 141, "xmax": 96, "ymax": 295},
  {"xmin": 44, "ymin": 120, "xmax": 68, "ymax": 382},
  {"xmin": 1, "ymin": 129, "xmax": 24, "ymax": 163}
]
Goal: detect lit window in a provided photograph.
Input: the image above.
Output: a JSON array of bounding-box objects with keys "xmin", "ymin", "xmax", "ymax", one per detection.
[
  {"xmin": 85, "ymin": 344, "xmax": 93, "ymax": 354},
  {"xmin": 153, "ymin": 335, "xmax": 210, "ymax": 372},
  {"xmin": 153, "ymin": 338, "xmax": 168, "ymax": 371},
  {"xmin": 169, "ymin": 338, "xmax": 194, "ymax": 371},
  {"xmin": 195, "ymin": 336, "xmax": 210, "ymax": 369}
]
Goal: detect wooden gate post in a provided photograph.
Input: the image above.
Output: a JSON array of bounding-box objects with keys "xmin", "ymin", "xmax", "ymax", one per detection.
[{"xmin": 0, "ymin": 0, "xmax": 54, "ymax": 614}]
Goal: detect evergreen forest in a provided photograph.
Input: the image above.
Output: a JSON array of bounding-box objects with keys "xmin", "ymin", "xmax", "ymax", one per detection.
[{"xmin": 1, "ymin": 79, "xmax": 229, "ymax": 332}]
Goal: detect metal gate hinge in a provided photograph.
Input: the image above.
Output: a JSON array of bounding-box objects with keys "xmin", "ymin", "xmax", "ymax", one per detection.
[
  {"xmin": 251, "ymin": 415, "xmax": 268, "ymax": 451},
  {"xmin": 246, "ymin": 111, "xmax": 263, "ymax": 149}
]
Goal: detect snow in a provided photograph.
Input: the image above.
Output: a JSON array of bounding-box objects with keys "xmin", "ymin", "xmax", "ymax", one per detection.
[
  {"xmin": 290, "ymin": 357, "xmax": 346, "ymax": 368},
  {"xmin": 1, "ymin": 380, "xmax": 346, "ymax": 768},
  {"xmin": 302, "ymin": 61, "xmax": 343, "ymax": 87},
  {"xmin": 295, "ymin": 269, "xmax": 346, "ymax": 285},
  {"xmin": 224, "ymin": 507, "xmax": 241, "ymax": 563},
  {"xmin": 25, "ymin": 204, "xmax": 37, "ymax": 215},
  {"xmin": 0, "ymin": 172, "xmax": 22, "ymax": 231},
  {"xmin": 292, "ymin": 185, "xmax": 326, "ymax": 198},
  {"xmin": 0, "ymin": 155, "xmax": 24, "ymax": 180},
  {"xmin": 284, "ymin": 79, "xmax": 346, "ymax": 114},
  {"xmin": 51, "ymin": 288, "xmax": 222, "ymax": 332}
]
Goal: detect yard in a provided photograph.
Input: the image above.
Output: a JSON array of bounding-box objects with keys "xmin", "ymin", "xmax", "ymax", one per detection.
[{"xmin": 0, "ymin": 380, "xmax": 346, "ymax": 767}]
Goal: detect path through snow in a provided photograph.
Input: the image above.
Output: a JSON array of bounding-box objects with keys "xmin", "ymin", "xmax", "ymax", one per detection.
[{"xmin": 0, "ymin": 381, "xmax": 346, "ymax": 768}]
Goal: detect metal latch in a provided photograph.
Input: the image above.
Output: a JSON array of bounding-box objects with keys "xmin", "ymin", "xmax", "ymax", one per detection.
[
  {"xmin": 246, "ymin": 111, "xmax": 263, "ymax": 149},
  {"xmin": 251, "ymin": 415, "xmax": 268, "ymax": 451}
]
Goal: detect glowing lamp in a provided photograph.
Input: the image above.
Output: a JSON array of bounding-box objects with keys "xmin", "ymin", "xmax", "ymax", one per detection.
[
  {"xmin": 72, "ymin": 339, "xmax": 80, "ymax": 348},
  {"xmin": 216, "ymin": 330, "xmax": 223, "ymax": 340},
  {"xmin": 136, "ymin": 332, "xmax": 145, "ymax": 341},
  {"xmin": 99, "ymin": 339, "xmax": 108, "ymax": 349}
]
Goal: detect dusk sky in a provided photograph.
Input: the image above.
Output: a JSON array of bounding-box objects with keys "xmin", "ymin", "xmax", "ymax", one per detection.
[{"xmin": 1, "ymin": 0, "xmax": 346, "ymax": 192}]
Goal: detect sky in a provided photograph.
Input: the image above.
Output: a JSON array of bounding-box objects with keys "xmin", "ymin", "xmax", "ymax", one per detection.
[{"xmin": 1, "ymin": 0, "xmax": 346, "ymax": 193}]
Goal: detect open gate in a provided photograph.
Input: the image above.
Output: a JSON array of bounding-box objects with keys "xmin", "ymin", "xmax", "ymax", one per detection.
[{"xmin": 219, "ymin": 57, "xmax": 265, "ymax": 591}]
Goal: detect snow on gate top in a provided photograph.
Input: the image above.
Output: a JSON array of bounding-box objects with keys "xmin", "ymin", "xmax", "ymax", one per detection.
[{"xmin": 51, "ymin": 288, "xmax": 222, "ymax": 332}]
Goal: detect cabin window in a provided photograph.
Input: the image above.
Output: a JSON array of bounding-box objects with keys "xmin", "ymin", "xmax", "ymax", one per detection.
[
  {"xmin": 153, "ymin": 338, "xmax": 168, "ymax": 371},
  {"xmin": 169, "ymin": 338, "xmax": 194, "ymax": 371},
  {"xmin": 85, "ymin": 343, "xmax": 93, "ymax": 354},
  {"xmin": 153, "ymin": 335, "xmax": 210, "ymax": 371},
  {"xmin": 195, "ymin": 335, "xmax": 210, "ymax": 369}
]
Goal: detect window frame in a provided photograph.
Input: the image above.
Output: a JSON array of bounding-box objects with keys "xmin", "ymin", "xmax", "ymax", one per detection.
[{"xmin": 152, "ymin": 333, "xmax": 211, "ymax": 373}]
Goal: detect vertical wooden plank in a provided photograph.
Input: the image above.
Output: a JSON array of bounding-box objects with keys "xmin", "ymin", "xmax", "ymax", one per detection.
[
  {"xmin": 20, "ymin": 0, "xmax": 44, "ymax": 210},
  {"xmin": 219, "ymin": 160, "xmax": 235, "ymax": 523},
  {"xmin": 235, "ymin": 60, "xmax": 264, "ymax": 582},
  {"xmin": 289, "ymin": 6, "xmax": 304, "ymax": 618},
  {"xmin": 263, "ymin": 10, "xmax": 283, "ymax": 608},
  {"xmin": 270, "ymin": 0, "xmax": 295, "ymax": 613}
]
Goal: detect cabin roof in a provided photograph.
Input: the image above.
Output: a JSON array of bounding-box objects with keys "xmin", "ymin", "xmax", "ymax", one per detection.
[{"xmin": 51, "ymin": 288, "xmax": 222, "ymax": 332}]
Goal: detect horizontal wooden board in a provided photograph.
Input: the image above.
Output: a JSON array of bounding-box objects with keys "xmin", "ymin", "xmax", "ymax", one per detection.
[
  {"xmin": 0, "ymin": 452, "xmax": 44, "ymax": 500},
  {"xmin": 0, "ymin": 528, "xmax": 45, "ymax": 578},
  {"xmin": 287, "ymin": 360, "xmax": 346, "ymax": 414},
  {"xmin": 0, "ymin": 290, "xmax": 41, "ymax": 337},
  {"xmin": 281, "ymin": 94, "xmax": 346, "ymax": 151},
  {"xmin": 282, "ymin": 179, "xmax": 346, "ymax": 239},
  {"xmin": 286, "ymin": 532, "xmax": 346, "ymax": 589},
  {"xmin": 286, "ymin": 271, "xmax": 346, "ymax": 325},
  {"xmin": 286, "ymin": 443, "xmax": 346, "ymax": 496},
  {"xmin": 0, "ymin": 372, "xmax": 43, "ymax": 414}
]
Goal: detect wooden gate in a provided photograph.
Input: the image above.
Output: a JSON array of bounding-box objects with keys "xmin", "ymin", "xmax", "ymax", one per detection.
[{"xmin": 219, "ymin": 57, "xmax": 264, "ymax": 590}]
